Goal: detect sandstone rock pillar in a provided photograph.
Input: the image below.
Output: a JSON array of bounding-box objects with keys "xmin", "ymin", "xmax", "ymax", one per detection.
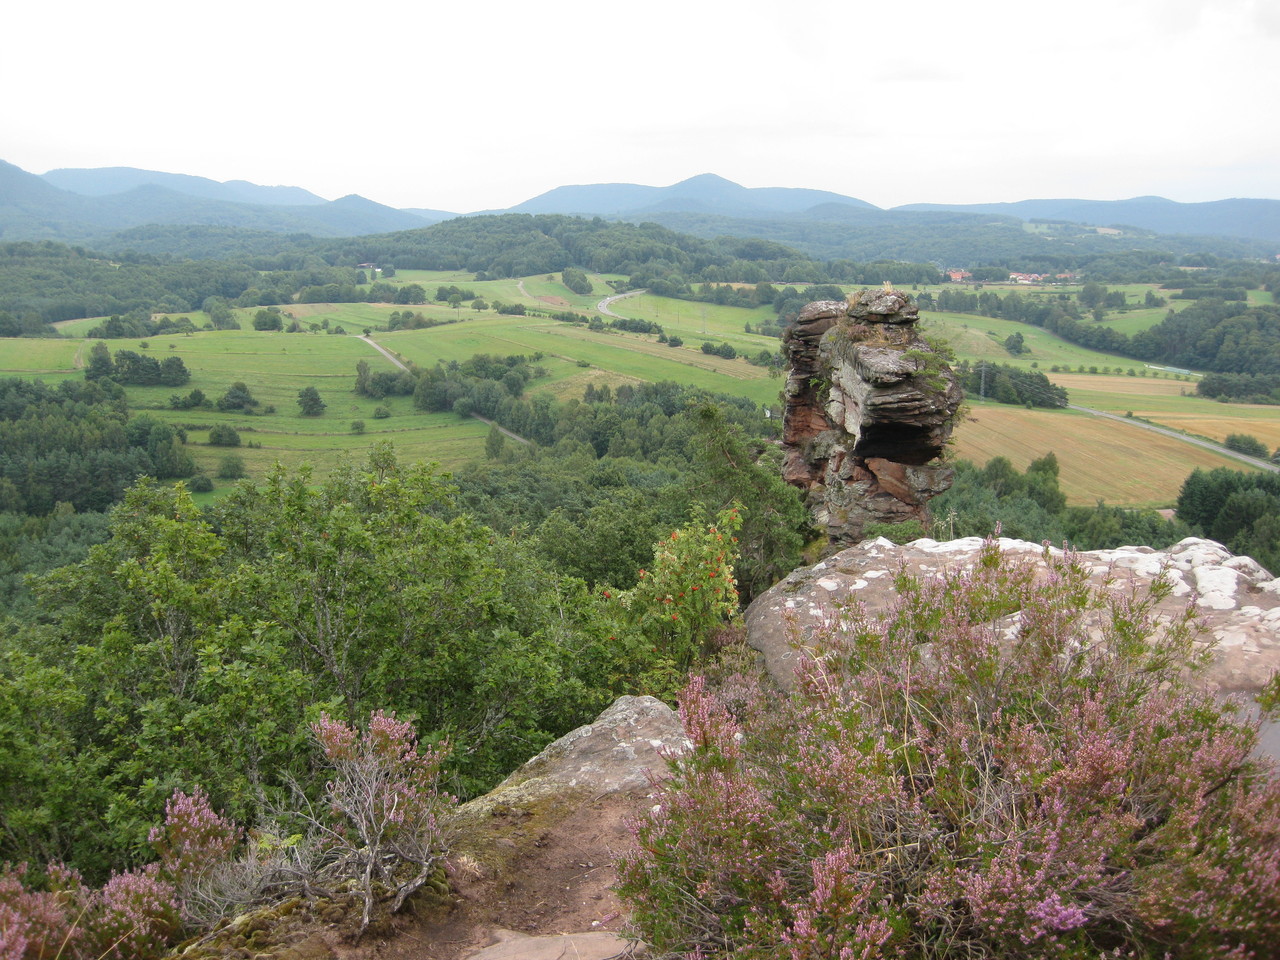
[{"xmin": 780, "ymin": 288, "xmax": 963, "ymax": 544}]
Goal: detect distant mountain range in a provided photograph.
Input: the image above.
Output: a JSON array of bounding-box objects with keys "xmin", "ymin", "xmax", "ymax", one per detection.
[
  {"xmin": 0, "ymin": 160, "xmax": 446, "ymax": 243},
  {"xmin": 896, "ymin": 197, "xmax": 1280, "ymax": 244},
  {"xmin": 499, "ymin": 173, "xmax": 880, "ymax": 218},
  {"xmin": 2, "ymin": 160, "xmax": 1278, "ymax": 251}
]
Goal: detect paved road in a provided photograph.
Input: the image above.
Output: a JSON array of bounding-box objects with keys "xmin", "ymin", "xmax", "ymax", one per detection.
[
  {"xmin": 360, "ymin": 335, "xmax": 409, "ymax": 372},
  {"xmin": 1067, "ymin": 403, "xmax": 1280, "ymax": 474},
  {"xmin": 358, "ymin": 336, "xmax": 530, "ymax": 445},
  {"xmin": 596, "ymin": 289, "xmax": 646, "ymax": 320}
]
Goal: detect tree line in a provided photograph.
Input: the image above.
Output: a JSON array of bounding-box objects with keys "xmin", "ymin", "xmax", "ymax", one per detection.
[{"xmin": 1175, "ymin": 467, "xmax": 1280, "ymax": 573}]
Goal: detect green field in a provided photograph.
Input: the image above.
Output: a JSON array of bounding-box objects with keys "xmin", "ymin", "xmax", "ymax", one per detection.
[
  {"xmin": 0, "ymin": 338, "xmax": 86, "ymax": 371},
  {"xmin": 379, "ymin": 315, "xmax": 782, "ymax": 407},
  {"xmin": 1, "ymin": 328, "xmax": 490, "ymax": 482},
  {"xmin": 7, "ymin": 275, "xmax": 1278, "ymax": 507}
]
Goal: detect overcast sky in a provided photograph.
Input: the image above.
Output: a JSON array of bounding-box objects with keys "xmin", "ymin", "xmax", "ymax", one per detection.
[{"xmin": 4, "ymin": 0, "xmax": 1277, "ymax": 213}]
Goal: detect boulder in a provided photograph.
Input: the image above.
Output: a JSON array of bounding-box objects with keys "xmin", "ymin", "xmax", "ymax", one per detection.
[
  {"xmin": 436, "ymin": 696, "xmax": 688, "ymax": 960},
  {"xmin": 746, "ymin": 536, "xmax": 1280, "ymax": 703}
]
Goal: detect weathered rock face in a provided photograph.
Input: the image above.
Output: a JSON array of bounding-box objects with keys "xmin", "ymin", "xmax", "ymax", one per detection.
[
  {"xmin": 745, "ymin": 536, "xmax": 1280, "ymax": 754},
  {"xmin": 782, "ymin": 291, "xmax": 963, "ymax": 544}
]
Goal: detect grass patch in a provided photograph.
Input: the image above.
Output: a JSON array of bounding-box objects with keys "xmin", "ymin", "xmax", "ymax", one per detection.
[{"xmin": 0, "ymin": 338, "xmax": 85, "ymax": 373}]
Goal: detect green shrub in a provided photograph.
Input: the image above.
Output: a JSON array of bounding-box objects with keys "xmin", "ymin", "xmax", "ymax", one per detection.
[
  {"xmin": 1225, "ymin": 433, "xmax": 1269, "ymax": 458},
  {"xmin": 216, "ymin": 455, "xmax": 246, "ymax": 480},
  {"xmin": 207, "ymin": 423, "xmax": 240, "ymax": 447}
]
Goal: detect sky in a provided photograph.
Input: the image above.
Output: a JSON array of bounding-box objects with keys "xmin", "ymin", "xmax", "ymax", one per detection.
[{"xmin": 4, "ymin": 0, "xmax": 1278, "ymax": 214}]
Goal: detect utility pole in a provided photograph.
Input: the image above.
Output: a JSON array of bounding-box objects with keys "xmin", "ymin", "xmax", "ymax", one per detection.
[{"xmin": 980, "ymin": 361, "xmax": 987, "ymax": 399}]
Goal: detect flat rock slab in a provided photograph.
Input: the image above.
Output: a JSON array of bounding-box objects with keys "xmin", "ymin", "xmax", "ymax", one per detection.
[
  {"xmin": 747, "ymin": 536, "xmax": 1280, "ymax": 698},
  {"xmin": 463, "ymin": 929, "xmax": 645, "ymax": 960}
]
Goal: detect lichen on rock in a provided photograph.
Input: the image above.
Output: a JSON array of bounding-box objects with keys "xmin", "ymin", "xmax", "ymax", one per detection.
[{"xmin": 781, "ymin": 290, "xmax": 963, "ymax": 545}]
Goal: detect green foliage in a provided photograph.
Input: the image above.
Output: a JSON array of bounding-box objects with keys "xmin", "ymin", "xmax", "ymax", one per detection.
[
  {"xmin": 215, "ymin": 381, "xmax": 258, "ymax": 412},
  {"xmin": 618, "ymin": 507, "xmax": 743, "ymax": 693},
  {"xmin": 1176, "ymin": 467, "xmax": 1280, "ymax": 573},
  {"xmin": 684, "ymin": 404, "xmax": 808, "ymax": 598},
  {"xmin": 216, "ymin": 455, "xmax": 246, "ymax": 479},
  {"xmin": 959, "ymin": 361, "xmax": 1067, "ymax": 407},
  {"xmin": 1197, "ymin": 371, "xmax": 1280, "ymax": 404},
  {"xmin": 207, "ymin": 423, "xmax": 240, "ymax": 446},
  {"xmin": 931, "ymin": 453, "xmax": 1190, "ymax": 550},
  {"xmin": 0, "ymin": 506, "xmax": 111, "ymax": 618},
  {"xmin": 484, "ymin": 424, "xmax": 504, "ymax": 459},
  {"xmin": 0, "ymin": 448, "xmax": 687, "ymax": 877},
  {"xmin": 296, "ymin": 386, "xmax": 325, "ymax": 416},
  {"xmin": 0, "ymin": 377, "xmax": 173, "ymax": 514},
  {"xmin": 620, "ymin": 540, "xmax": 1280, "ymax": 958},
  {"xmin": 561, "ymin": 267, "xmax": 593, "ymax": 295},
  {"xmin": 251, "ymin": 307, "xmax": 283, "ymax": 331},
  {"xmin": 1224, "ymin": 432, "xmax": 1269, "ymax": 458}
]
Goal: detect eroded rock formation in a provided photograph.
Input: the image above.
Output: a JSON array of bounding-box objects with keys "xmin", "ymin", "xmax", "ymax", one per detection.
[{"xmin": 781, "ymin": 289, "xmax": 963, "ymax": 544}]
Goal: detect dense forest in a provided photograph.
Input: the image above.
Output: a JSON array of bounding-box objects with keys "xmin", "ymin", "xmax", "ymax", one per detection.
[{"xmin": 0, "ymin": 377, "xmax": 194, "ymax": 515}]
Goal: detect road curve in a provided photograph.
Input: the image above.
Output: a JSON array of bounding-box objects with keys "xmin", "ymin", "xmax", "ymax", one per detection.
[
  {"xmin": 1067, "ymin": 403, "xmax": 1280, "ymax": 474},
  {"xmin": 596, "ymin": 289, "xmax": 646, "ymax": 320}
]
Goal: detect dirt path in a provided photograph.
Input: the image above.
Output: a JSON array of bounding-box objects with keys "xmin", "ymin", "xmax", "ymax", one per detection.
[
  {"xmin": 1067, "ymin": 403, "xmax": 1280, "ymax": 474},
  {"xmin": 469, "ymin": 413, "xmax": 530, "ymax": 445},
  {"xmin": 360, "ymin": 335, "xmax": 410, "ymax": 372}
]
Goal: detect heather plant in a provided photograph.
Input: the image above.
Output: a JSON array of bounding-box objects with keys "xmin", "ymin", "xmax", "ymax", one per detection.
[
  {"xmin": 0, "ymin": 859, "xmax": 177, "ymax": 960},
  {"xmin": 0, "ymin": 789, "xmax": 235, "ymax": 960},
  {"xmin": 618, "ymin": 538, "xmax": 1280, "ymax": 959},
  {"xmin": 147, "ymin": 788, "xmax": 240, "ymax": 918},
  {"xmin": 0, "ymin": 862, "xmax": 91, "ymax": 960},
  {"xmin": 298, "ymin": 710, "xmax": 456, "ymax": 936},
  {"xmin": 92, "ymin": 867, "xmax": 179, "ymax": 959}
]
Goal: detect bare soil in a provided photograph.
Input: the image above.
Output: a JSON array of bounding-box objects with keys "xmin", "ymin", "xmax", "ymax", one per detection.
[{"xmin": 331, "ymin": 794, "xmax": 638, "ymax": 960}]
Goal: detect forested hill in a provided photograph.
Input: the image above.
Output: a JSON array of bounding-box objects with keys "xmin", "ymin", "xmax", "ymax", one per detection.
[
  {"xmin": 633, "ymin": 207, "xmax": 1278, "ymax": 264},
  {"xmin": 895, "ymin": 196, "xmax": 1280, "ymax": 244},
  {"xmin": 88, "ymin": 210, "xmax": 1280, "ymax": 270},
  {"xmin": 319, "ymin": 214, "xmax": 806, "ymax": 276},
  {"xmin": 5, "ymin": 212, "xmax": 1280, "ymax": 337}
]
